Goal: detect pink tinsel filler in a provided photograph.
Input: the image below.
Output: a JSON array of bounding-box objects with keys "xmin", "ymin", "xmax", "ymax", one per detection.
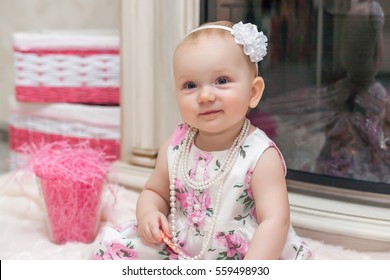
[{"xmin": 19, "ymin": 141, "xmax": 113, "ymax": 244}]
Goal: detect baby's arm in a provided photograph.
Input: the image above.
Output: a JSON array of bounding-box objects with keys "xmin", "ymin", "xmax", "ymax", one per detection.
[
  {"xmin": 136, "ymin": 139, "xmax": 171, "ymax": 245},
  {"xmin": 244, "ymin": 147, "xmax": 290, "ymax": 260}
]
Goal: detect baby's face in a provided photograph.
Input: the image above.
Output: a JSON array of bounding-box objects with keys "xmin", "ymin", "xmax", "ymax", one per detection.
[{"xmin": 173, "ymin": 34, "xmax": 256, "ymax": 134}]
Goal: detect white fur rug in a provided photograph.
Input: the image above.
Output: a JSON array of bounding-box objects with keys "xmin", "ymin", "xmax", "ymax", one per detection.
[{"xmin": 0, "ymin": 172, "xmax": 389, "ymax": 260}]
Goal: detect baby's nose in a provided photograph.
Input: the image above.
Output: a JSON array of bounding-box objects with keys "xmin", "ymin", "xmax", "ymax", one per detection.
[{"xmin": 197, "ymin": 86, "xmax": 216, "ymax": 103}]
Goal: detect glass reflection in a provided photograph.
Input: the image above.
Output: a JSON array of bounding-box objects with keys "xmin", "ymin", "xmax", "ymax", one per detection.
[
  {"xmin": 203, "ymin": 0, "xmax": 390, "ymax": 186},
  {"xmin": 259, "ymin": 0, "xmax": 390, "ymax": 183}
]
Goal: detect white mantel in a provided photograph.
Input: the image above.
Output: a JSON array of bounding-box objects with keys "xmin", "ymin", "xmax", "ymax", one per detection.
[
  {"xmin": 117, "ymin": 0, "xmax": 390, "ymax": 251},
  {"xmin": 120, "ymin": 0, "xmax": 199, "ymax": 167}
]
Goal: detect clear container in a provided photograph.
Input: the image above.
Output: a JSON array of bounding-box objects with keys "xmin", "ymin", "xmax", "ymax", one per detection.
[{"xmin": 38, "ymin": 177, "xmax": 105, "ymax": 244}]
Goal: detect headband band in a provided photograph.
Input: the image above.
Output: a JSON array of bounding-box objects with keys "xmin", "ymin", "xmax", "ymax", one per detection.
[
  {"xmin": 184, "ymin": 22, "xmax": 268, "ymax": 75},
  {"xmin": 185, "ymin": 25, "xmax": 233, "ymax": 36}
]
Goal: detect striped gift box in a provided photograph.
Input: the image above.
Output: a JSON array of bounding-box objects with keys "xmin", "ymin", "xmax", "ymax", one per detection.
[
  {"xmin": 8, "ymin": 97, "xmax": 120, "ymax": 169},
  {"xmin": 13, "ymin": 30, "xmax": 120, "ymax": 105}
]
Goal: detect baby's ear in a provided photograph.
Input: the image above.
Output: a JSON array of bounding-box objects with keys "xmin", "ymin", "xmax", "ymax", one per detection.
[{"xmin": 249, "ymin": 76, "xmax": 265, "ymax": 108}]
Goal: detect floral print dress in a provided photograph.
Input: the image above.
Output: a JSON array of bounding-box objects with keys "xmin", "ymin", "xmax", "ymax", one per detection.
[{"xmin": 93, "ymin": 123, "xmax": 313, "ymax": 260}]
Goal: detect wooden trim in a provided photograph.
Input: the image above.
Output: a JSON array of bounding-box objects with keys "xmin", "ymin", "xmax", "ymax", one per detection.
[
  {"xmin": 288, "ymin": 179, "xmax": 390, "ymax": 245},
  {"xmin": 109, "ymin": 161, "xmax": 150, "ymax": 192}
]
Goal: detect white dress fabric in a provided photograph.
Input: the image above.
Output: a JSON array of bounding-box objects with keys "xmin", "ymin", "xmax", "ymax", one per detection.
[{"xmin": 92, "ymin": 122, "xmax": 313, "ymax": 260}]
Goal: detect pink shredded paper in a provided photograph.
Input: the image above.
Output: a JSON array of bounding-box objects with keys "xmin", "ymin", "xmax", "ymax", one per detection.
[{"xmin": 19, "ymin": 141, "xmax": 112, "ymax": 244}]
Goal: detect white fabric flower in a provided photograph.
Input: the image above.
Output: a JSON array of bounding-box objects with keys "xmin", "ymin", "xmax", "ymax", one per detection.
[{"xmin": 231, "ymin": 21, "xmax": 268, "ymax": 62}]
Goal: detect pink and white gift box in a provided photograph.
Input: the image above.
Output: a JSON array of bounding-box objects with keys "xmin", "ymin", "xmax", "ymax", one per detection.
[
  {"xmin": 13, "ymin": 30, "xmax": 120, "ymax": 105},
  {"xmin": 8, "ymin": 97, "xmax": 120, "ymax": 169}
]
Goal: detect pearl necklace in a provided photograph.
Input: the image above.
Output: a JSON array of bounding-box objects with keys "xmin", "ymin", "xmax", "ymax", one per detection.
[
  {"xmin": 168, "ymin": 119, "xmax": 250, "ymax": 260},
  {"xmin": 180, "ymin": 119, "xmax": 250, "ymax": 191}
]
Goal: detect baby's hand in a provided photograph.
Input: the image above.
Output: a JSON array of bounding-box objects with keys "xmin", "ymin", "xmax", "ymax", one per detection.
[{"xmin": 137, "ymin": 211, "xmax": 171, "ymax": 245}]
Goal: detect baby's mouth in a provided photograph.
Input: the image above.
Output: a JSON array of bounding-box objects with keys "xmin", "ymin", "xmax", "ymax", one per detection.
[{"xmin": 199, "ymin": 110, "xmax": 221, "ymax": 116}]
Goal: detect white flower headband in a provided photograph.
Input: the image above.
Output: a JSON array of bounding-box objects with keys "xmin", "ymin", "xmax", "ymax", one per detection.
[{"xmin": 185, "ymin": 21, "xmax": 268, "ymax": 74}]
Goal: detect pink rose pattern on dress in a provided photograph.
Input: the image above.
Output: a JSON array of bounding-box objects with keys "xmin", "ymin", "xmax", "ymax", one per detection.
[
  {"xmin": 114, "ymin": 223, "xmax": 138, "ymax": 232},
  {"xmin": 158, "ymin": 239, "xmax": 186, "ymax": 260},
  {"xmin": 214, "ymin": 231, "xmax": 249, "ymax": 260},
  {"xmin": 246, "ymin": 186, "xmax": 257, "ymax": 220},
  {"xmin": 171, "ymin": 123, "xmax": 190, "ymax": 150},
  {"xmin": 94, "ymin": 240, "xmax": 137, "ymax": 260},
  {"xmin": 245, "ymin": 169, "xmax": 253, "ymax": 185},
  {"xmin": 234, "ymin": 168, "xmax": 257, "ymax": 222},
  {"xmin": 174, "ymin": 178, "xmax": 212, "ymax": 229},
  {"xmin": 174, "ymin": 151, "xmax": 215, "ymax": 229},
  {"xmin": 190, "ymin": 151, "xmax": 213, "ymax": 181}
]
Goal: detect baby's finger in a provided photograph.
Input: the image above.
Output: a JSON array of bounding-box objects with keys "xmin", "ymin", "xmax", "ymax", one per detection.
[
  {"xmin": 160, "ymin": 217, "xmax": 171, "ymax": 238},
  {"xmin": 142, "ymin": 225, "xmax": 154, "ymax": 242},
  {"xmin": 150, "ymin": 224, "xmax": 163, "ymax": 243},
  {"xmin": 142, "ymin": 226, "xmax": 159, "ymax": 245}
]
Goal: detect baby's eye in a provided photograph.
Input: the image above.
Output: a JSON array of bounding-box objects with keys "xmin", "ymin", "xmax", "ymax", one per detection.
[
  {"xmin": 216, "ymin": 77, "xmax": 229, "ymax": 85},
  {"xmin": 184, "ymin": 82, "xmax": 197, "ymax": 89}
]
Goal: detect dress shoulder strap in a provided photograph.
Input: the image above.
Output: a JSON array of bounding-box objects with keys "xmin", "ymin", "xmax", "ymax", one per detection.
[
  {"xmin": 169, "ymin": 123, "xmax": 190, "ymax": 149},
  {"xmin": 251, "ymin": 128, "xmax": 287, "ymax": 176}
]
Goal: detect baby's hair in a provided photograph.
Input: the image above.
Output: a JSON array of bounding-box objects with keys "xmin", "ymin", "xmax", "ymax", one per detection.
[{"xmin": 179, "ymin": 21, "xmax": 258, "ymax": 77}]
